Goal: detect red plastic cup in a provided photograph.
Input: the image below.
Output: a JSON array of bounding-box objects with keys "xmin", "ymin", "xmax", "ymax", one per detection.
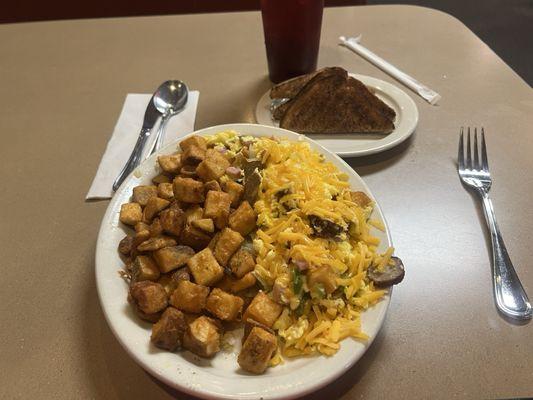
[{"xmin": 260, "ymin": 0, "xmax": 324, "ymax": 83}]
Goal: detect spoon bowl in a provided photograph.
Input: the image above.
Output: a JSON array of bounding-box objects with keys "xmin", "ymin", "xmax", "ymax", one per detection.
[{"xmin": 148, "ymin": 80, "xmax": 189, "ymax": 155}]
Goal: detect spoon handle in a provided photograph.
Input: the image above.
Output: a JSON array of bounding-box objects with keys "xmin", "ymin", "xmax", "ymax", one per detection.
[
  {"xmin": 112, "ymin": 127, "xmax": 152, "ymax": 191},
  {"xmin": 147, "ymin": 115, "xmax": 170, "ymax": 157}
]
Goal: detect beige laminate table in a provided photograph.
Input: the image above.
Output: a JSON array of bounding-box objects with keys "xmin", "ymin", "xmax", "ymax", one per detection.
[{"xmin": 1, "ymin": 5, "xmax": 532, "ymax": 399}]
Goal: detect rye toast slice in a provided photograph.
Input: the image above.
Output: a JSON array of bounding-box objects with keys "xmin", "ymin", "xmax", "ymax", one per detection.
[
  {"xmin": 280, "ymin": 73, "xmax": 395, "ymax": 134},
  {"xmin": 270, "ymin": 67, "xmax": 346, "ymax": 99}
]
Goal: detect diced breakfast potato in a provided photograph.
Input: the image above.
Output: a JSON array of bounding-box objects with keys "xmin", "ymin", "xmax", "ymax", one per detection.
[
  {"xmin": 129, "ymin": 281, "xmax": 168, "ymax": 315},
  {"xmin": 137, "ymin": 236, "xmax": 177, "ymax": 252},
  {"xmin": 196, "ymin": 149, "xmax": 231, "ymax": 182},
  {"xmin": 229, "ymin": 248, "xmax": 256, "ymax": 278},
  {"xmin": 179, "ymin": 164, "xmax": 198, "ymax": 178},
  {"xmin": 184, "ymin": 205, "xmax": 204, "ymax": 224},
  {"xmin": 173, "ymin": 177, "xmax": 205, "ymax": 203},
  {"xmin": 182, "ymin": 145, "xmax": 206, "ymax": 166},
  {"xmin": 242, "ymin": 319, "xmax": 274, "ymax": 344},
  {"xmin": 149, "ymin": 218, "xmax": 163, "ymax": 237},
  {"xmin": 206, "ymin": 288, "xmax": 244, "ymax": 321},
  {"xmin": 152, "ymin": 173, "xmax": 171, "ymax": 185},
  {"xmin": 179, "ymin": 225, "xmax": 212, "ymax": 251},
  {"xmin": 135, "ymin": 221, "xmax": 150, "ymax": 233},
  {"xmin": 180, "ymin": 135, "xmax": 207, "ymax": 152},
  {"xmin": 238, "ymin": 327, "xmax": 277, "ymax": 374},
  {"xmin": 204, "ymin": 180, "xmax": 221, "ymax": 192},
  {"xmin": 120, "ymin": 203, "xmax": 142, "ymax": 226},
  {"xmin": 153, "ymin": 245, "xmax": 195, "ymax": 273},
  {"xmin": 158, "ymin": 268, "xmax": 191, "ymax": 295},
  {"xmin": 143, "ymin": 197, "xmax": 170, "ymax": 223},
  {"xmin": 159, "ymin": 208, "xmax": 185, "ymax": 237},
  {"xmin": 182, "ymin": 316, "xmax": 221, "ymax": 358},
  {"xmin": 213, "ymin": 228, "xmax": 244, "ymax": 266},
  {"xmin": 118, "ymin": 235, "xmax": 134, "ymax": 255},
  {"xmin": 243, "ymin": 292, "xmax": 283, "ymax": 328},
  {"xmin": 223, "ymin": 180, "xmax": 244, "ymax": 208},
  {"xmin": 350, "ymin": 191, "xmax": 372, "ymax": 208},
  {"xmin": 132, "ymin": 185, "xmax": 158, "ymax": 206},
  {"xmin": 208, "ymin": 231, "xmax": 221, "ymax": 251},
  {"xmin": 131, "ymin": 255, "xmax": 160, "ymax": 282},
  {"xmin": 133, "ymin": 229, "xmax": 151, "ymax": 250},
  {"xmin": 192, "ymin": 218, "xmax": 215, "ymax": 233},
  {"xmin": 204, "ymin": 190, "xmax": 232, "ymax": 229},
  {"xmin": 151, "ymin": 307, "xmax": 187, "ymax": 351},
  {"xmin": 228, "ymin": 201, "xmax": 257, "ymax": 236},
  {"xmin": 169, "ymin": 280, "xmax": 210, "ymax": 313},
  {"xmin": 158, "ymin": 183, "xmax": 174, "ymax": 200},
  {"xmin": 217, "ymin": 272, "xmax": 257, "ymax": 293},
  {"xmin": 187, "ymin": 248, "xmax": 224, "ymax": 286},
  {"xmin": 158, "ymin": 154, "xmax": 182, "ymax": 174}
]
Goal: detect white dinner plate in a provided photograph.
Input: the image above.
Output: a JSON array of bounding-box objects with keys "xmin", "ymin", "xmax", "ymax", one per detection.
[
  {"xmin": 96, "ymin": 123, "xmax": 392, "ymax": 400},
  {"xmin": 255, "ymin": 74, "xmax": 419, "ymax": 157}
]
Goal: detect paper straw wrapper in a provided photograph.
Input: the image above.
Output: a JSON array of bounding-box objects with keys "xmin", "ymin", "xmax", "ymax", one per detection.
[{"xmin": 339, "ymin": 35, "xmax": 441, "ymax": 105}]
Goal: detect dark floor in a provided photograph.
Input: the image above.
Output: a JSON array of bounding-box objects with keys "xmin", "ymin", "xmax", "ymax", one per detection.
[{"xmin": 369, "ymin": 0, "xmax": 533, "ymax": 86}]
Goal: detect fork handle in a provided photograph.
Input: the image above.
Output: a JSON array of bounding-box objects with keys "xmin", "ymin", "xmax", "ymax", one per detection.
[{"xmin": 480, "ymin": 192, "xmax": 532, "ymax": 320}]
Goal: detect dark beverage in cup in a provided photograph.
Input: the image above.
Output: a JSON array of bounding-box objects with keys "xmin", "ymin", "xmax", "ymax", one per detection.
[{"xmin": 260, "ymin": 0, "xmax": 324, "ymax": 83}]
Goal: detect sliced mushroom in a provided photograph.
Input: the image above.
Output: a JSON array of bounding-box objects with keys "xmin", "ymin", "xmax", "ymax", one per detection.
[
  {"xmin": 367, "ymin": 256, "xmax": 405, "ymax": 287},
  {"xmin": 243, "ymin": 170, "xmax": 261, "ymax": 205},
  {"xmin": 308, "ymin": 215, "xmax": 345, "ymax": 238}
]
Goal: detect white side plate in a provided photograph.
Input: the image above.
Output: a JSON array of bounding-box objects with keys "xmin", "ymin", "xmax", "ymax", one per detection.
[
  {"xmin": 96, "ymin": 123, "xmax": 392, "ymax": 400},
  {"xmin": 255, "ymin": 74, "xmax": 419, "ymax": 157}
]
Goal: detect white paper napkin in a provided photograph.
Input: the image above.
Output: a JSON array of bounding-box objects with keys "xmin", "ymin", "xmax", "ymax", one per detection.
[{"xmin": 86, "ymin": 91, "xmax": 199, "ymax": 200}]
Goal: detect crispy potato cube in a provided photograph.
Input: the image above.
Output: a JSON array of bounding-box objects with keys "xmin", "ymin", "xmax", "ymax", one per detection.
[
  {"xmin": 182, "ymin": 145, "xmax": 206, "ymax": 166},
  {"xmin": 179, "ymin": 225, "xmax": 212, "ymax": 251},
  {"xmin": 132, "ymin": 229, "xmax": 150, "ymax": 251},
  {"xmin": 213, "ymin": 228, "xmax": 244, "ymax": 266},
  {"xmin": 131, "ymin": 255, "xmax": 160, "ymax": 282},
  {"xmin": 229, "ymin": 248, "xmax": 256, "ymax": 278},
  {"xmin": 187, "ymin": 248, "xmax": 224, "ymax": 286},
  {"xmin": 118, "ymin": 235, "xmax": 134, "ymax": 255},
  {"xmin": 243, "ymin": 292, "xmax": 282, "ymax": 328},
  {"xmin": 129, "ymin": 281, "xmax": 168, "ymax": 314},
  {"xmin": 169, "ymin": 280, "xmax": 209, "ymax": 313},
  {"xmin": 180, "ymin": 135, "xmax": 207, "ymax": 152},
  {"xmin": 159, "ymin": 208, "xmax": 185, "ymax": 237},
  {"xmin": 135, "ymin": 221, "xmax": 150, "ymax": 232},
  {"xmin": 151, "ymin": 307, "xmax": 187, "ymax": 351},
  {"xmin": 158, "ymin": 154, "xmax": 182, "ymax": 174},
  {"xmin": 158, "ymin": 268, "xmax": 191, "ymax": 295},
  {"xmin": 184, "ymin": 205, "xmax": 204, "ymax": 224},
  {"xmin": 137, "ymin": 236, "xmax": 177, "ymax": 252},
  {"xmin": 158, "ymin": 183, "xmax": 174, "ymax": 200},
  {"xmin": 350, "ymin": 191, "xmax": 372, "ymax": 208},
  {"xmin": 196, "ymin": 150, "xmax": 230, "ymax": 182},
  {"xmin": 132, "ymin": 185, "xmax": 158, "ymax": 206},
  {"xmin": 142, "ymin": 197, "xmax": 170, "ymax": 223},
  {"xmin": 228, "ymin": 201, "xmax": 257, "ymax": 236},
  {"xmin": 173, "ymin": 177, "xmax": 205, "ymax": 204},
  {"xmin": 149, "ymin": 218, "xmax": 163, "ymax": 237},
  {"xmin": 206, "ymin": 288, "xmax": 244, "ymax": 321},
  {"xmin": 152, "ymin": 173, "xmax": 171, "ymax": 185},
  {"xmin": 242, "ymin": 319, "xmax": 274, "ymax": 344},
  {"xmin": 238, "ymin": 327, "xmax": 277, "ymax": 374},
  {"xmin": 223, "ymin": 180, "xmax": 244, "ymax": 208},
  {"xmin": 204, "ymin": 190, "xmax": 232, "ymax": 229},
  {"xmin": 217, "ymin": 272, "xmax": 257, "ymax": 293},
  {"xmin": 120, "ymin": 203, "xmax": 142, "ymax": 226},
  {"xmin": 208, "ymin": 231, "xmax": 221, "ymax": 251},
  {"xmin": 182, "ymin": 316, "xmax": 221, "ymax": 358},
  {"xmin": 192, "ymin": 218, "xmax": 215, "ymax": 233},
  {"xmin": 153, "ymin": 245, "xmax": 195, "ymax": 273},
  {"xmin": 179, "ymin": 164, "xmax": 198, "ymax": 178},
  {"xmin": 204, "ymin": 180, "xmax": 221, "ymax": 192}
]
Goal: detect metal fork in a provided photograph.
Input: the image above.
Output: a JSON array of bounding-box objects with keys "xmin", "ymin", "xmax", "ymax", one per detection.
[{"xmin": 458, "ymin": 127, "xmax": 532, "ymax": 320}]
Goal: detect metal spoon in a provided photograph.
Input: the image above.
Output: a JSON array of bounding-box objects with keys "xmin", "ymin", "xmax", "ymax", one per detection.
[{"xmin": 146, "ymin": 80, "xmax": 189, "ymax": 157}]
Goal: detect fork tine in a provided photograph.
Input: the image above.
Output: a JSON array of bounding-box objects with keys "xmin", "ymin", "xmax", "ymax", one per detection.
[
  {"xmin": 473, "ymin": 128, "xmax": 479, "ymax": 169},
  {"xmin": 466, "ymin": 127, "xmax": 472, "ymax": 170},
  {"xmin": 458, "ymin": 127, "xmax": 465, "ymax": 170},
  {"xmin": 481, "ymin": 127, "xmax": 489, "ymax": 171}
]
